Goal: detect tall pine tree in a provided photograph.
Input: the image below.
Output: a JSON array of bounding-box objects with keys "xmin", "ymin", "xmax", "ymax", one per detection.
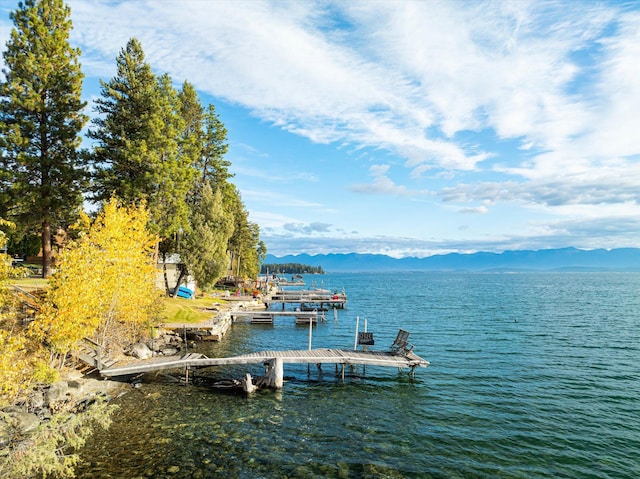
[
  {"xmin": 0, "ymin": 0, "xmax": 87, "ymax": 277},
  {"xmin": 89, "ymin": 39, "xmax": 195, "ymax": 249},
  {"xmin": 201, "ymin": 104, "xmax": 231, "ymax": 189},
  {"xmin": 88, "ymin": 37, "xmax": 158, "ymax": 205},
  {"xmin": 225, "ymin": 185, "xmax": 265, "ymax": 280}
]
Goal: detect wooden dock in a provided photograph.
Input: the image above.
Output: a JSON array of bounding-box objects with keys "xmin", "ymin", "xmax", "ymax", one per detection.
[
  {"xmin": 100, "ymin": 348, "xmax": 429, "ymax": 386},
  {"xmin": 266, "ymin": 298, "xmax": 346, "ymax": 309},
  {"xmin": 265, "ymin": 289, "xmax": 347, "ymax": 309},
  {"xmin": 231, "ymin": 310, "xmax": 322, "ymax": 324}
]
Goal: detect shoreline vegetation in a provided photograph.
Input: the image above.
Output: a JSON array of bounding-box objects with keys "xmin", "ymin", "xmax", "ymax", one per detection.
[
  {"xmin": 2, "ymin": 205, "xmax": 268, "ymax": 478},
  {"xmin": 1, "ymin": 272, "xmax": 263, "ymax": 479},
  {"xmin": 2, "ymin": 0, "xmax": 267, "ymax": 475}
]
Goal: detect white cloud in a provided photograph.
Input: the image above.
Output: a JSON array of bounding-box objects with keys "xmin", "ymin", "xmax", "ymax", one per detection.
[
  {"xmin": 582, "ymin": 12, "xmax": 640, "ymax": 157},
  {"xmin": 350, "ymin": 164, "xmax": 427, "ymax": 196},
  {"xmin": 6, "ymin": 1, "xmax": 638, "ymax": 175},
  {"xmin": 458, "ymin": 206, "xmax": 489, "ymax": 215},
  {"xmin": 54, "ymin": 0, "xmax": 640, "ymax": 183}
]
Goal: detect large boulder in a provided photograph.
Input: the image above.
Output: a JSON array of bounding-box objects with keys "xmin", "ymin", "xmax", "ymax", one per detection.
[
  {"xmin": 45, "ymin": 381, "xmax": 69, "ymax": 405},
  {"xmin": 67, "ymin": 380, "xmax": 84, "ymax": 398},
  {"xmin": 129, "ymin": 342, "xmax": 153, "ymax": 359},
  {"xmin": 8, "ymin": 411, "xmax": 41, "ymax": 434},
  {"xmin": 160, "ymin": 347, "xmax": 179, "ymax": 356},
  {"xmin": 147, "ymin": 337, "xmax": 166, "ymax": 352}
]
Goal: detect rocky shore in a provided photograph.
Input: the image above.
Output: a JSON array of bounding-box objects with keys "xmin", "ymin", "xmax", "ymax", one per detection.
[
  {"xmin": 0, "ymin": 295, "xmax": 265, "ymax": 457},
  {"xmin": 0, "ymin": 370, "xmax": 128, "ymax": 449}
]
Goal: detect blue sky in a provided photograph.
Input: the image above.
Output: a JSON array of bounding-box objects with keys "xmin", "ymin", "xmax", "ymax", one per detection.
[{"xmin": 2, "ymin": 0, "xmax": 640, "ymax": 258}]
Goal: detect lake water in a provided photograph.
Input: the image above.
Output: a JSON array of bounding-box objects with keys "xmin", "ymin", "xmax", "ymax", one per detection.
[{"xmin": 77, "ymin": 272, "xmax": 640, "ymax": 478}]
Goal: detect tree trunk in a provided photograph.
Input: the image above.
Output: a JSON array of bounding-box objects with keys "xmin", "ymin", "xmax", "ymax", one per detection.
[
  {"xmin": 42, "ymin": 220, "xmax": 52, "ymax": 278},
  {"xmin": 162, "ymin": 251, "xmax": 170, "ymax": 293},
  {"xmin": 171, "ymin": 265, "xmax": 188, "ymax": 298}
]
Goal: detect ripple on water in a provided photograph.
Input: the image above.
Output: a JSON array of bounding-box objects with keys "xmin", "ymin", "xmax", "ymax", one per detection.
[{"xmin": 77, "ymin": 272, "xmax": 640, "ymax": 478}]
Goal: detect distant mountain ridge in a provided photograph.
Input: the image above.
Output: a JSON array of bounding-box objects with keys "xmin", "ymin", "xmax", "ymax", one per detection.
[{"xmin": 264, "ymin": 247, "xmax": 640, "ymax": 273}]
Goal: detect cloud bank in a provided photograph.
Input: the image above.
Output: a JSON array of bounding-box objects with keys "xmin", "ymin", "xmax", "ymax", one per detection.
[{"xmin": 2, "ymin": 0, "xmax": 639, "ymax": 256}]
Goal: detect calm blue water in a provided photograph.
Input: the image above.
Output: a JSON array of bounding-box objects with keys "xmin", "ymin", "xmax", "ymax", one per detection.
[{"xmin": 77, "ymin": 272, "xmax": 640, "ymax": 478}]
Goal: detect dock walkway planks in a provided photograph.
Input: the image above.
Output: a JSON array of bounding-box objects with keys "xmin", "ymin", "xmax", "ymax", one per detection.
[
  {"xmin": 100, "ymin": 348, "xmax": 429, "ymax": 378},
  {"xmin": 231, "ymin": 310, "xmax": 322, "ymax": 324}
]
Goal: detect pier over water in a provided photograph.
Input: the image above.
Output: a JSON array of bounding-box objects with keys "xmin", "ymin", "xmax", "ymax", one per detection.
[{"xmin": 99, "ymin": 348, "xmax": 429, "ymax": 388}]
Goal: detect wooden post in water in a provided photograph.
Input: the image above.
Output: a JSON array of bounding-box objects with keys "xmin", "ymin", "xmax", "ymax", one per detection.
[
  {"xmin": 265, "ymin": 357, "xmax": 284, "ymax": 389},
  {"xmin": 308, "ymin": 316, "xmax": 312, "ymax": 374},
  {"xmin": 353, "ymin": 316, "xmax": 359, "ymax": 350},
  {"xmin": 363, "ymin": 318, "xmax": 367, "ymax": 376},
  {"xmin": 242, "ymin": 373, "xmax": 256, "ymax": 393}
]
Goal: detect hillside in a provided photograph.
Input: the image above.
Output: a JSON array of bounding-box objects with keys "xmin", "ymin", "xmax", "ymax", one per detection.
[{"xmin": 264, "ymin": 247, "xmax": 640, "ymax": 273}]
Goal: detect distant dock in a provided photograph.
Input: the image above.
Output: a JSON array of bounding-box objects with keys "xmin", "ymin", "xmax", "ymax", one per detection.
[
  {"xmin": 265, "ymin": 289, "xmax": 347, "ymax": 310},
  {"xmin": 231, "ymin": 310, "xmax": 322, "ymax": 324}
]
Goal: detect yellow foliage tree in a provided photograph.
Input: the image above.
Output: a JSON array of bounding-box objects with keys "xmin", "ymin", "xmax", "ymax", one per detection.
[
  {"xmin": 0, "ymin": 251, "xmax": 53, "ymax": 407},
  {"xmin": 31, "ymin": 198, "xmax": 163, "ymax": 362},
  {"xmin": 0, "ymin": 329, "xmax": 53, "ymax": 408}
]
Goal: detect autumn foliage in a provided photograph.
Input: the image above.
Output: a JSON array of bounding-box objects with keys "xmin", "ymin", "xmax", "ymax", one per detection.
[{"xmin": 31, "ymin": 199, "xmax": 163, "ymax": 361}]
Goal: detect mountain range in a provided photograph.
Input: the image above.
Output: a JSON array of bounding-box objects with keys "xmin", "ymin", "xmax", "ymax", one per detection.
[{"xmin": 265, "ymin": 247, "xmax": 640, "ymax": 273}]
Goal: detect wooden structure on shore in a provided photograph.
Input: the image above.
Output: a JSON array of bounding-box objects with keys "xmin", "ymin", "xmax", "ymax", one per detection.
[
  {"xmin": 163, "ymin": 315, "xmax": 232, "ymax": 341},
  {"xmin": 13, "ymin": 285, "xmax": 43, "ymax": 320},
  {"xmin": 100, "ymin": 347, "xmax": 429, "ymax": 387}
]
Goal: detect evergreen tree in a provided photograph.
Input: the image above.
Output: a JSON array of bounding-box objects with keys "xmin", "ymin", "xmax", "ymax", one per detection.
[
  {"xmin": 178, "ymin": 80, "xmax": 204, "ymax": 181},
  {"xmin": 225, "ymin": 185, "xmax": 265, "ymax": 279},
  {"xmin": 151, "ymin": 73, "xmax": 194, "ymax": 243},
  {"xmin": 201, "ymin": 104, "xmax": 231, "ymax": 189},
  {"xmin": 180, "ymin": 183, "xmax": 234, "ymax": 289},
  {"xmin": 89, "ymin": 38, "xmax": 267, "ymax": 286},
  {"xmin": 89, "ymin": 39, "xmax": 195, "ymax": 246},
  {"xmin": 0, "ymin": 0, "xmax": 88, "ymax": 277},
  {"xmin": 158, "ymin": 80, "xmax": 203, "ymax": 258},
  {"xmin": 89, "ymin": 38, "xmax": 159, "ymax": 204}
]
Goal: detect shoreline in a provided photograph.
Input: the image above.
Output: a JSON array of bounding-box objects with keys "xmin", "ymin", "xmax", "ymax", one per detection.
[{"xmin": 0, "ymin": 294, "xmax": 266, "ymax": 477}]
